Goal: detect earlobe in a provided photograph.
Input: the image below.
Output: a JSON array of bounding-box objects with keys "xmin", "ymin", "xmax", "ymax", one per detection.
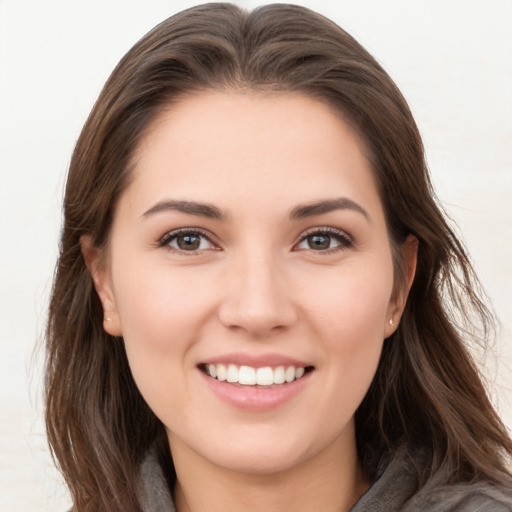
[
  {"xmin": 80, "ymin": 235, "xmax": 123, "ymax": 336},
  {"xmin": 385, "ymin": 234, "xmax": 418, "ymax": 337}
]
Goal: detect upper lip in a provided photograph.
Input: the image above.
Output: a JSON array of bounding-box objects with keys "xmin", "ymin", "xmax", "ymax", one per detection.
[{"xmin": 200, "ymin": 352, "xmax": 312, "ymax": 368}]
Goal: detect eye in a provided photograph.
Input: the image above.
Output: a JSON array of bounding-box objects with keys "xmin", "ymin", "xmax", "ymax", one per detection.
[
  {"xmin": 295, "ymin": 228, "xmax": 353, "ymax": 252},
  {"xmin": 159, "ymin": 229, "xmax": 217, "ymax": 253}
]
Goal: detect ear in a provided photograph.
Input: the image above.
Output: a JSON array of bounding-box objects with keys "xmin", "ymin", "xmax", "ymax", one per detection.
[
  {"xmin": 80, "ymin": 234, "xmax": 123, "ymax": 336},
  {"xmin": 385, "ymin": 234, "xmax": 418, "ymax": 338}
]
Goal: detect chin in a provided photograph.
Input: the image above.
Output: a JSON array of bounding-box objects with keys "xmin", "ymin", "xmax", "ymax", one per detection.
[
  {"xmin": 208, "ymin": 443, "xmax": 309, "ymax": 476},
  {"xmin": 176, "ymin": 422, "xmax": 346, "ymax": 477}
]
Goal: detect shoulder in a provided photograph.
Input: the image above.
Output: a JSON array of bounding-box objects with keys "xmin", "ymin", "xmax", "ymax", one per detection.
[
  {"xmin": 405, "ymin": 481, "xmax": 512, "ymax": 511},
  {"xmin": 352, "ymin": 445, "xmax": 512, "ymax": 512},
  {"xmin": 137, "ymin": 444, "xmax": 176, "ymax": 512}
]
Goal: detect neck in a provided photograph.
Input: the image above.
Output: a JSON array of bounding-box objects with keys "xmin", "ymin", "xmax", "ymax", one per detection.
[{"xmin": 170, "ymin": 432, "xmax": 369, "ymax": 512}]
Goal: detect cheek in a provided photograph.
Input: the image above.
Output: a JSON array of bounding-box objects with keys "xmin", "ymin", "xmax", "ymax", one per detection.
[
  {"xmin": 301, "ymin": 258, "xmax": 393, "ymax": 390},
  {"xmin": 305, "ymin": 258, "xmax": 393, "ymax": 339},
  {"xmin": 113, "ymin": 259, "xmax": 213, "ymax": 349},
  {"xmin": 110, "ymin": 260, "xmax": 216, "ymax": 409}
]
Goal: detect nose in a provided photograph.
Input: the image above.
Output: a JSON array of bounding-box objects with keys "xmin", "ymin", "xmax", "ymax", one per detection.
[{"xmin": 217, "ymin": 252, "xmax": 298, "ymax": 337}]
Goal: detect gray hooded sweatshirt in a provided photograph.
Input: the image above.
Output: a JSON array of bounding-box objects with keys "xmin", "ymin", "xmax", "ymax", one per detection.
[{"xmin": 136, "ymin": 445, "xmax": 512, "ymax": 511}]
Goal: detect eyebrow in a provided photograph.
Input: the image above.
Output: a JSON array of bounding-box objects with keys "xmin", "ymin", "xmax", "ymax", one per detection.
[
  {"xmin": 142, "ymin": 196, "xmax": 369, "ymax": 222},
  {"xmin": 290, "ymin": 197, "xmax": 370, "ymax": 221},
  {"xmin": 142, "ymin": 200, "xmax": 226, "ymax": 220}
]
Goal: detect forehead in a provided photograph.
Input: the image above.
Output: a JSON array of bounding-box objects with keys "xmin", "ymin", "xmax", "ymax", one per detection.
[
  {"xmin": 124, "ymin": 90, "xmax": 382, "ymax": 219},
  {"xmin": 138, "ymin": 90, "xmax": 365, "ymax": 160}
]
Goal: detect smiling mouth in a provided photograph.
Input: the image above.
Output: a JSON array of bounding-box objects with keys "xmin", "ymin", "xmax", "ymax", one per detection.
[{"xmin": 199, "ymin": 363, "xmax": 314, "ymax": 386}]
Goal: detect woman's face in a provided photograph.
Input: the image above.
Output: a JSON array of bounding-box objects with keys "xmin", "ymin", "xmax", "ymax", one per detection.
[{"xmin": 89, "ymin": 91, "xmax": 412, "ymax": 476}]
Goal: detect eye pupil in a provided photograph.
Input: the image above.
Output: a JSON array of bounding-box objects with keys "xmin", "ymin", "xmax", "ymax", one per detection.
[
  {"xmin": 308, "ymin": 234, "xmax": 330, "ymax": 250},
  {"xmin": 177, "ymin": 234, "xmax": 201, "ymax": 250}
]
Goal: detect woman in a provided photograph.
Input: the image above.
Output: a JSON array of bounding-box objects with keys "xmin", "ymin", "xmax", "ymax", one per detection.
[{"xmin": 45, "ymin": 3, "xmax": 512, "ymax": 511}]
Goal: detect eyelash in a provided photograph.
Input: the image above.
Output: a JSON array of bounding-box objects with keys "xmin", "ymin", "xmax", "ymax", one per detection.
[
  {"xmin": 158, "ymin": 227, "xmax": 353, "ymax": 255},
  {"xmin": 158, "ymin": 228, "xmax": 218, "ymax": 254},
  {"xmin": 295, "ymin": 227, "xmax": 353, "ymax": 254}
]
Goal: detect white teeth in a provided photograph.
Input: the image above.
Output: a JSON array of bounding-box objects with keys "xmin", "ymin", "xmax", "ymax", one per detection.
[
  {"xmin": 285, "ymin": 366, "xmax": 295, "ymax": 383},
  {"xmin": 273, "ymin": 366, "xmax": 285, "ymax": 384},
  {"xmin": 206, "ymin": 363, "xmax": 308, "ymax": 386},
  {"xmin": 256, "ymin": 367, "xmax": 274, "ymax": 386},
  {"xmin": 239, "ymin": 365, "xmax": 256, "ymax": 385},
  {"xmin": 217, "ymin": 364, "xmax": 227, "ymax": 381},
  {"xmin": 227, "ymin": 364, "xmax": 238, "ymax": 383}
]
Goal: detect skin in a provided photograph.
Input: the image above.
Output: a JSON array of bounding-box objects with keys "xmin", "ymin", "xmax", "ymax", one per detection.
[{"xmin": 83, "ymin": 91, "xmax": 417, "ymax": 512}]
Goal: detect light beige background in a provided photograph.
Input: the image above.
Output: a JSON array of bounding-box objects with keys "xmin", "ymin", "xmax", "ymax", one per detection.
[{"xmin": 1, "ymin": 1, "xmax": 511, "ymax": 510}]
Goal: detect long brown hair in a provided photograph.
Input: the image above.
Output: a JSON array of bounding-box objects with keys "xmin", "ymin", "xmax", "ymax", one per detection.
[{"xmin": 45, "ymin": 3, "xmax": 512, "ymax": 510}]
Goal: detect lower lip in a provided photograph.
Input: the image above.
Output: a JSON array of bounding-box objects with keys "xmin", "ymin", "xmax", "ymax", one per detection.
[{"xmin": 199, "ymin": 370, "xmax": 312, "ymax": 411}]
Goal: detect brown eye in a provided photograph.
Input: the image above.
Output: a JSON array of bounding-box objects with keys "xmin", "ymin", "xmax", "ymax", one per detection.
[
  {"xmin": 160, "ymin": 229, "xmax": 215, "ymax": 252},
  {"xmin": 176, "ymin": 234, "xmax": 201, "ymax": 250},
  {"xmin": 307, "ymin": 234, "xmax": 331, "ymax": 250},
  {"xmin": 296, "ymin": 228, "xmax": 353, "ymax": 252}
]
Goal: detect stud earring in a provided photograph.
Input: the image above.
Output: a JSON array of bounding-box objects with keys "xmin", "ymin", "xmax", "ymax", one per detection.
[
  {"xmin": 389, "ymin": 318, "xmax": 394, "ymax": 327},
  {"xmin": 104, "ymin": 317, "xmax": 112, "ymax": 322}
]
